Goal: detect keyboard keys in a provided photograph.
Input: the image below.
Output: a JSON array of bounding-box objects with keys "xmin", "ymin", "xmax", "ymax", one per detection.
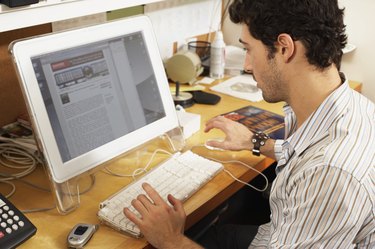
[{"xmin": 98, "ymin": 150, "xmax": 223, "ymax": 238}]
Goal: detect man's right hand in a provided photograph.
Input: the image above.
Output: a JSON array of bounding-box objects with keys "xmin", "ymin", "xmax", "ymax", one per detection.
[
  {"xmin": 205, "ymin": 115, "xmax": 277, "ymax": 159},
  {"xmin": 123, "ymin": 183, "xmax": 203, "ymax": 249},
  {"xmin": 204, "ymin": 115, "xmax": 253, "ymax": 151}
]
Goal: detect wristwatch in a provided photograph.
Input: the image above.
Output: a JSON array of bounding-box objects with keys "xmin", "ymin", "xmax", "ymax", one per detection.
[{"xmin": 251, "ymin": 132, "xmax": 269, "ymax": 156}]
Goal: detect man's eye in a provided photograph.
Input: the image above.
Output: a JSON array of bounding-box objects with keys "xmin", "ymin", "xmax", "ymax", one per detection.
[
  {"xmin": 243, "ymin": 47, "xmax": 251, "ymax": 54},
  {"xmin": 243, "ymin": 48, "xmax": 251, "ymax": 56}
]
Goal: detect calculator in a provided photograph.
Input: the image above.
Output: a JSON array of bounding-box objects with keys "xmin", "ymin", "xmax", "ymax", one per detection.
[{"xmin": 0, "ymin": 194, "xmax": 37, "ymax": 249}]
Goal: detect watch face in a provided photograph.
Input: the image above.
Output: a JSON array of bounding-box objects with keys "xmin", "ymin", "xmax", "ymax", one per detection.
[{"xmin": 252, "ymin": 132, "xmax": 269, "ymax": 156}]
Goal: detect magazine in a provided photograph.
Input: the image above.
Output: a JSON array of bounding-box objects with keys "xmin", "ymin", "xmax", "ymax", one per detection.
[{"xmin": 223, "ymin": 105, "xmax": 285, "ymax": 140}]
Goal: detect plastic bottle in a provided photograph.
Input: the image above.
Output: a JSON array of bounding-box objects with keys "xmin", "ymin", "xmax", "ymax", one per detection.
[{"xmin": 209, "ymin": 31, "xmax": 226, "ymax": 79}]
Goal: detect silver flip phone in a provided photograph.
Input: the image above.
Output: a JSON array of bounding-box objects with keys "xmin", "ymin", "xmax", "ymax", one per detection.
[{"xmin": 67, "ymin": 223, "xmax": 98, "ymax": 248}]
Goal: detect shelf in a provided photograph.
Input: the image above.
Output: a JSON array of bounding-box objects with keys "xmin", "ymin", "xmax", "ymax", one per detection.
[
  {"xmin": 0, "ymin": 0, "xmax": 162, "ymax": 32},
  {"xmin": 342, "ymin": 43, "xmax": 356, "ymax": 54}
]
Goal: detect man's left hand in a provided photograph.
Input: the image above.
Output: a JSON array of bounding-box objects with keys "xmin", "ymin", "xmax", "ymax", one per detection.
[{"xmin": 123, "ymin": 183, "xmax": 186, "ymax": 249}]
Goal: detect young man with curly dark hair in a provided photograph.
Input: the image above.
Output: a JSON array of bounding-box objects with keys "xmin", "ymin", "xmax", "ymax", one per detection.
[{"xmin": 123, "ymin": 0, "xmax": 375, "ymax": 248}]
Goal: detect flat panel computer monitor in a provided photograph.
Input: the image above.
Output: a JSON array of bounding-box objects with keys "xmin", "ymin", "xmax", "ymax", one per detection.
[{"xmin": 10, "ymin": 16, "xmax": 179, "ymax": 183}]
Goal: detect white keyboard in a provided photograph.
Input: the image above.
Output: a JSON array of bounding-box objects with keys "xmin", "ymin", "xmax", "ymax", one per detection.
[{"xmin": 97, "ymin": 150, "xmax": 223, "ymax": 238}]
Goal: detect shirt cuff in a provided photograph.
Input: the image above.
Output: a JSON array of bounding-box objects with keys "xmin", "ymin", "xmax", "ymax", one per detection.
[{"xmin": 274, "ymin": 139, "xmax": 284, "ymax": 162}]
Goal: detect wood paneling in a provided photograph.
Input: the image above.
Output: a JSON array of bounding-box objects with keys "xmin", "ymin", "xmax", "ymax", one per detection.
[{"xmin": 0, "ymin": 24, "xmax": 52, "ymax": 126}]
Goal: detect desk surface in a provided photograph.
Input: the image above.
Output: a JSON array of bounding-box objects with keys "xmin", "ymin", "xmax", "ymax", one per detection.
[{"xmin": 7, "ymin": 79, "xmax": 361, "ymax": 249}]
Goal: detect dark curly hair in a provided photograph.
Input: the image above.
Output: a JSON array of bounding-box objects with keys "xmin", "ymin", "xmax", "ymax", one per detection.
[{"xmin": 229, "ymin": 0, "xmax": 347, "ymax": 70}]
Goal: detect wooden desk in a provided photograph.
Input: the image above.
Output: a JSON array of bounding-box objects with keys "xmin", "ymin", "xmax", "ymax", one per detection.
[{"xmin": 7, "ymin": 79, "xmax": 361, "ymax": 249}]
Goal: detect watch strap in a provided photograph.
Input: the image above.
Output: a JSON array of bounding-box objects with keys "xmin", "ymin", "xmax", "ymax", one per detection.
[{"xmin": 251, "ymin": 132, "xmax": 269, "ymax": 156}]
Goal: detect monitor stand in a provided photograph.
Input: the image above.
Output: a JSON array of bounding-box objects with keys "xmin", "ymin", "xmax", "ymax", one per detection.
[{"xmin": 46, "ymin": 126, "xmax": 185, "ymax": 214}]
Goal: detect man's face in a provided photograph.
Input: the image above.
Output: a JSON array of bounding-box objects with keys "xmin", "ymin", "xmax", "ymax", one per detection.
[{"xmin": 240, "ymin": 25, "xmax": 286, "ymax": 103}]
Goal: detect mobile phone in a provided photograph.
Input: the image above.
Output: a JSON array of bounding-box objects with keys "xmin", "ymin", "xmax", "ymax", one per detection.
[{"xmin": 67, "ymin": 223, "xmax": 98, "ymax": 248}]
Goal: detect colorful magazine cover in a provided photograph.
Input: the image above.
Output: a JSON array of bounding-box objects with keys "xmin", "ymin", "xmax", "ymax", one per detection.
[{"xmin": 223, "ymin": 105, "xmax": 285, "ymax": 140}]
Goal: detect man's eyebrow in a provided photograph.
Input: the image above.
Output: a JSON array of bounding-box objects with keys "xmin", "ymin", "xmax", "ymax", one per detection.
[{"xmin": 239, "ymin": 38, "xmax": 248, "ymax": 45}]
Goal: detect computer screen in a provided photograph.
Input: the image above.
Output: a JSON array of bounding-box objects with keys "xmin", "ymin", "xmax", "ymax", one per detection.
[{"xmin": 10, "ymin": 16, "xmax": 179, "ymax": 183}]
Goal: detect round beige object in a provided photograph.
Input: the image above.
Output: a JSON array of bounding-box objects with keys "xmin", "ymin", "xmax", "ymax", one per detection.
[{"xmin": 165, "ymin": 50, "xmax": 203, "ymax": 84}]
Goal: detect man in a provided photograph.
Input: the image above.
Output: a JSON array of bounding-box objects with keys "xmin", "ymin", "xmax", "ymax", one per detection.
[{"xmin": 124, "ymin": 0, "xmax": 375, "ymax": 248}]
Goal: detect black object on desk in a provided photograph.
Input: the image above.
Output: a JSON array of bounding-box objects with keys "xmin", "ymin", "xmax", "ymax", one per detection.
[
  {"xmin": 1, "ymin": 0, "xmax": 39, "ymax": 7},
  {"xmin": 0, "ymin": 194, "xmax": 37, "ymax": 249},
  {"xmin": 189, "ymin": 91, "xmax": 221, "ymax": 105}
]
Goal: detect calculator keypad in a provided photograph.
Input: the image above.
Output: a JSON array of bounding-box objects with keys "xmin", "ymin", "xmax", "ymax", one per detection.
[
  {"xmin": 0, "ymin": 201, "xmax": 24, "ymax": 237},
  {"xmin": 0, "ymin": 195, "xmax": 37, "ymax": 247}
]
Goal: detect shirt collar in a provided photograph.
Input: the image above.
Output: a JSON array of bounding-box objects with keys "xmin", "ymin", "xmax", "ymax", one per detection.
[{"xmin": 286, "ymin": 78, "xmax": 351, "ymax": 157}]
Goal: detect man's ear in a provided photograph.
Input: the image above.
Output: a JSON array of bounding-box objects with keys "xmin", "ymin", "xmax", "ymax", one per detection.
[{"xmin": 277, "ymin": 34, "xmax": 295, "ymax": 62}]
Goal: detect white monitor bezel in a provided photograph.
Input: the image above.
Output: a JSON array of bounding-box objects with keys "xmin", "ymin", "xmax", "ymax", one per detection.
[{"xmin": 10, "ymin": 16, "xmax": 179, "ymax": 183}]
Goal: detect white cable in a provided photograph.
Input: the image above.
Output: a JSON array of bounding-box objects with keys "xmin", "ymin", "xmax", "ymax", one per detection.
[
  {"xmin": 0, "ymin": 142, "xmax": 41, "ymax": 197},
  {"xmin": 0, "ymin": 180, "xmax": 16, "ymax": 198},
  {"xmin": 103, "ymin": 149, "xmax": 173, "ymax": 180},
  {"xmin": 163, "ymin": 132, "xmax": 176, "ymax": 153},
  {"xmin": 205, "ymin": 157, "xmax": 269, "ymax": 192},
  {"xmin": 0, "ymin": 140, "xmax": 95, "ymax": 212},
  {"xmin": 139, "ymin": 148, "xmax": 269, "ymax": 192},
  {"xmin": 22, "ymin": 206, "xmax": 56, "ymax": 214},
  {"xmin": 0, "ymin": 143, "xmax": 38, "ymax": 163},
  {"xmin": 15, "ymin": 178, "xmax": 50, "ymax": 192},
  {"xmin": 105, "ymin": 145, "xmax": 268, "ymax": 192},
  {"xmin": 190, "ymin": 144, "xmax": 269, "ymax": 192},
  {"xmin": 134, "ymin": 148, "xmax": 173, "ymax": 179}
]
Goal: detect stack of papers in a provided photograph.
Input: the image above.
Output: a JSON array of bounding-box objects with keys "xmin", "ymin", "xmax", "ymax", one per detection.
[
  {"xmin": 224, "ymin": 45, "xmax": 246, "ymax": 76},
  {"xmin": 210, "ymin": 75, "xmax": 263, "ymax": 102}
]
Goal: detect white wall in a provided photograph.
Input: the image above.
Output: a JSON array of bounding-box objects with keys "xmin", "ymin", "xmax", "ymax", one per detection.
[
  {"xmin": 145, "ymin": 0, "xmax": 222, "ymax": 60},
  {"xmin": 222, "ymin": 1, "xmax": 375, "ymax": 102},
  {"xmin": 339, "ymin": 0, "xmax": 375, "ymax": 102}
]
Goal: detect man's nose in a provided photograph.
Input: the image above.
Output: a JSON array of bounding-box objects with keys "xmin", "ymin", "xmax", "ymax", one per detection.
[{"xmin": 243, "ymin": 54, "xmax": 253, "ymax": 74}]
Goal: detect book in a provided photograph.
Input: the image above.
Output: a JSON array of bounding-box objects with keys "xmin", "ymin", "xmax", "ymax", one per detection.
[
  {"xmin": 17, "ymin": 113, "xmax": 32, "ymax": 130},
  {"xmin": 0, "ymin": 122, "xmax": 32, "ymax": 138},
  {"xmin": 222, "ymin": 105, "xmax": 285, "ymax": 140}
]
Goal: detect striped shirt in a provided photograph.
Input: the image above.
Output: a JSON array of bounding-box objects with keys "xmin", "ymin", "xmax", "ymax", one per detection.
[{"xmin": 249, "ymin": 79, "xmax": 375, "ymax": 248}]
